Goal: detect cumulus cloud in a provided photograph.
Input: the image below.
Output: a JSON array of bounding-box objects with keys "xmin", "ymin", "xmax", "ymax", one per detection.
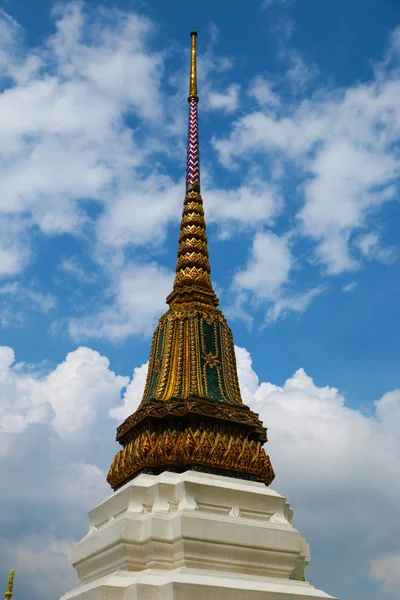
[
  {"xmin": 68, "ymin": 263, "xmax": 174, "ymax": 341},
  {"xmin": 0, "ymin": 2, "xmax": 166, "ymax": 277},
  {"xmin": 1, "ymin": 343, "xmax": 400, "ymax": 600},
  {"xmin": 0, "ymin": 4, "xmax": 311, "ymax": 334},
  {"xmin": 370, "ymin": 553, "xmax": 400, "ymax": 597},
  {"xmin": 208, "ymin": 83, "xmax": 241, "ymax": 113},
  {"xmin": 1, "ymin": 3, "xmax": 397, "ymax": 333},
  {"xmin": 0, "ymin": 216, "xmax": 29, "ymax": 278},
  {"xmin": 234, "ymin": 346, "xmax": 400, "ymax": 600},
  {"xmin": 248, "ymin": 76, "xmax": 280, "ymax": 109},
  {"xmin": 96, "ymin": 178, "xmax": 182, "ymax": 249},
  {"xmin": 204, "ymin": 178, "xmax": 282, "ymax": 237},
  {"xmin": 0, "ymin": 344, "xmax": 129, "ymax": 600},
  {"xmin": 234, "ymin": 231, "xmax": 292, "ymax": 296},
  {"xmin": 110, "ymin": 361, "xmax": 148, "ymax": 421},
  {"xmin": 0, "ymin": 345, "xmax": 128, "ymax": 438},
  {"xmin": 232, "ymin": 231, "xmax": 324, "ymax": 323},
  {"xmin": 213, "ymin": 27, "xmax": 400, "ymax": 277}
]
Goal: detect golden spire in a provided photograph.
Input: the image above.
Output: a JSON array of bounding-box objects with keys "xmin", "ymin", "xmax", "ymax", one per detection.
[
  {"xmin": 4, "ymin": 571, "xmax": 14, "ymax": 600},
  {"xmin": 166, "ymin": 31, "xmax": 219, "ymax": 307},
  {"xmin": 106, "ymin": 32, "xmax": 275, "ymax": 492},
  {"xmin": 188, "ymin": 31, "xmax": 198, "ymax": 101}
]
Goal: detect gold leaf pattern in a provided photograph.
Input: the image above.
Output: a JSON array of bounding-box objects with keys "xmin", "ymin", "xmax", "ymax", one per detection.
[{"xmin": 107, "ymin": 422, "xmax": 275, "ymax": 490}]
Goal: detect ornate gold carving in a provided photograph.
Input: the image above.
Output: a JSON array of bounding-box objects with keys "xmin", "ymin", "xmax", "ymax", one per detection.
[
  {"xmin": 183, "ymin": 201, "xmax": 203, "ymax": 213},
  {"xmin": 181, "ymin": 212, "xmax": 205, "ymax": 228},
  {"xmin": 107, "ymin": 421, "xmax": 275, "ymax": 491},
  {"xmin": 167, "ymin": 288, "xmax": 219, "ymax": 306},
  {"xmin": 173, "ymin": 188, "xmax": 216, "ymax": 300},
  {"xmin": 203, "ymin": 352, "xmax": 220, "ymax": 368},
  {"xmin": 174, "ymin": 267, "xmax": 212, "ymax": 288},
  {"xmin": 153, "ymin": 358, "xmax": 161, "ymax": 375},
  {"xmin": 184, "ymin": 189, "xmax": 202, "ymax": 202},
  {"xmin": 134, "ymin": 302, "xmax": 246, "ymax": 412},
  {"xmin": 179, "ymin": 225, "xmax": 207, "ymax": 242},
  {"xmin": 176, "ymin": 252, "xmax": 211, "ymax": 273},
  {"xmin": 178, "ymin": 238, "xmax": 208, "ymax": 256},
  {"xmin": 116, "ymin": 398, "xmax": 267, "ymax": 445}
]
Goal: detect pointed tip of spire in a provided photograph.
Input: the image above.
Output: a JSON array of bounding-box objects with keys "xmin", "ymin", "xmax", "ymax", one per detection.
[{"xmin": 188, "ymin": 30, "xmax": 198, "ymax": 102}]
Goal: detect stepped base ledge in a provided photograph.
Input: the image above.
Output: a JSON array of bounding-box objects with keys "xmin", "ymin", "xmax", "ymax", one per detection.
[{"xmin": 61, "ymin": 470, "xmax": 338, "ymax": 600}]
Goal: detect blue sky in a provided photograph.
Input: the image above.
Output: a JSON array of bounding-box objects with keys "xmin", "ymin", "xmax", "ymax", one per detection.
[{"xmin": 0, "ymin": 1, "xmax": 399, "ymax": 599}]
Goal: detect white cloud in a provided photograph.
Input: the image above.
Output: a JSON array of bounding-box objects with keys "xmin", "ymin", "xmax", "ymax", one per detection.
[
  {"xmin": 264, "ymin": 285, "xmax": 325, "ymax": 323},
  {"xmin": 0, "ymin": 216, "xmax": 29, "ymax": 278},
  {"xmin": 356, "ymin": 232, "xmax": 395, "ymax": 264},
  {"xmin": 0, "ymin": 344, "xmax": 123, "ymax": 600},
  {"xmin": 232, "ymin": 231, "xmax": 324, "ymax": 323},
  {"xmin": 68, "ymin": 263, "xmax": 174, "ymax": 341},
  {"xmin": 110, "ymin": 362, "xmax": 148, "ymax": 421},
  {"xmin": 342, "ymin": 281, "xmax": 357, "ymax": 293},
  {"xmin": 1, "ymin": 344, "xmax": 400, "ymax": 599},
  {"xmin": 285, "ymin": 52, "xmax": 317, "ymax": 91},
  {"xmin": 0, "ymin": 3, "xmax": 166, "ymax": 274},
  {"xmin": 0, "ymin": 345, "xmax": 128, "ymax": 439},
  {"xmin": 234, "ymin": 345, "xmax": 400, "ymax": 598},
  {"xmin": 370, "ymin": 553, "xmax": 400, "ymax": 598},
  {"xmin": 59, "ymin": 258, "xmax": 97, "ymax": 284},
  {"xmin": 5, "ymin": 536, "xmax": 79, "ymax": 599},
  {"xmin": 0, "ymin": 282, "xmax": 56, "ymax": 312},
  {"xmin": 204, "ymin": 178, "xmax": 282, "ymax": 237},
  {"xmin": 213, "ymin": 28, "xmax": 400, "ymax": 276},
  {"xmin": 248, "ymin": 76, "xmax": 280, "ymax": 109},
  {"xmin": 0, "ymin": 5, "xmax": 293, "ymax": 334},
  {"xmin": 96, "ymin": 177, "xmax": 182, "ymax": 249},
  {"xmin": 208, "ymin": 83, "xmax": 240, "ymax": 113},
  {"xmin": 234, "ymin": 231, "xmax": 292, "ymax": 297}
]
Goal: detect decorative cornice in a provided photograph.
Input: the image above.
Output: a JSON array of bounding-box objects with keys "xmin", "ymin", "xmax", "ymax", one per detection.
[
  {"xmin": 107, "ymin": 421, "xmax": 274, "ymax": 491},
  {"xmin": 116, "ymin": 397, "xmax": 268, "ymax": 445}
]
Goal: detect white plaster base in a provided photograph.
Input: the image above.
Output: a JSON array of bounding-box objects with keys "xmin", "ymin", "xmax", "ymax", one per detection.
[
  {"xmin": 61, "ymin": 471, "xmax": 338, "ymax": 600},
  {"xmin": 62, "ymin": 568, "xmax": 337, "ymax": 600}
]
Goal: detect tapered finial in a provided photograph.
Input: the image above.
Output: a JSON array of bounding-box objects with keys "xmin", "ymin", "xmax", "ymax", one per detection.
[
  {"xmin": 188, "ymin": 31, "xmax": 198, "ymax": 101},
  {"xmin": 4, "ymin": 571, "xmax": 14, "ymax": 600}
]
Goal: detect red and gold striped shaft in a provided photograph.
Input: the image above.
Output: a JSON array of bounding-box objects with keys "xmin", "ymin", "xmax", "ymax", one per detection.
[{"xmin": 186, "ymin": 31, "xmax": 200, "ymax": 192}]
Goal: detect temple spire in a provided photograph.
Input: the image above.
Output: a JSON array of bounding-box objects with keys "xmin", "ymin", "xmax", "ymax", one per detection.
[
  {"xmin": 106, "ymin": 31, "xmax": 275, "ymax": 492},
  {"xmin": 167, "ymin": 31, "xmax": 219, "ymax": 308}
]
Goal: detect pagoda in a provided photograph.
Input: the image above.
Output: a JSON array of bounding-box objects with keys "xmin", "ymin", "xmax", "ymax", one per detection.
[{"xmin": 61, "ymin": 32, "xmax": 338, "ymax": 600}]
